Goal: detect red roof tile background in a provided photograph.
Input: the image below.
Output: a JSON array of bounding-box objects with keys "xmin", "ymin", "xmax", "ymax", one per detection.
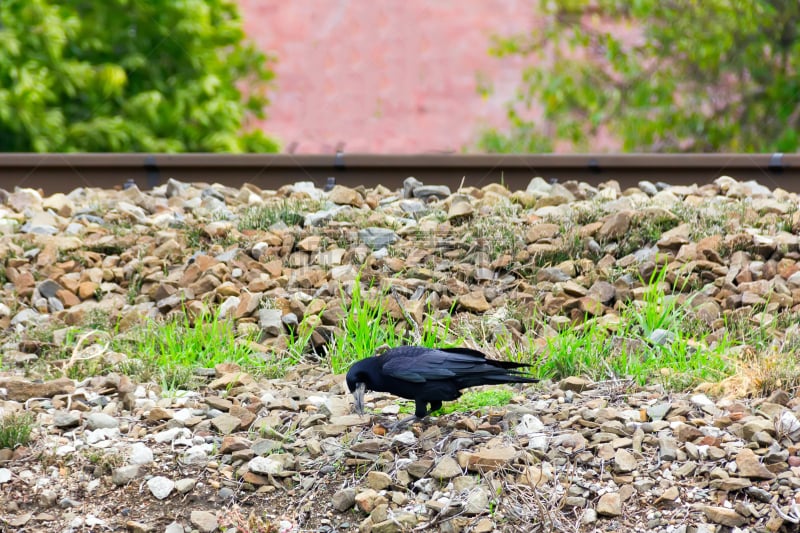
[{"xmin": 237, "ymin": 1, "xmax": 538, "ymax": 154}]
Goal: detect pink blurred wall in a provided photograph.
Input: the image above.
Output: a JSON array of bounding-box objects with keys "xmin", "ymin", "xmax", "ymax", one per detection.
[{"xmin": 238, "ymin": 1, "xmax": 537, "ymax": 153}]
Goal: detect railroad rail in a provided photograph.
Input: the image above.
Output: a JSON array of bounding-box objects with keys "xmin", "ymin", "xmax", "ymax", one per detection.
[{"xmin": 0, "ymin": 153, "xmax": 797, "ymax": 194}]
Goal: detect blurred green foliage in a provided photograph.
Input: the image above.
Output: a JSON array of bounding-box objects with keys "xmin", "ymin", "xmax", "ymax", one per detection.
[
  {"xmin": 0, "ymin": 0, "xmax": 278, "ymax": 152},
  {"xmin": 480, "ymin": 0, "xmax": 800, "ymax": 152}
]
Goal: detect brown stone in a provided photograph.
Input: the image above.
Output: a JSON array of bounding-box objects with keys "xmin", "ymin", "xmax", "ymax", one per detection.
[
  {"xmin": 229, "ymin": 405, "xmax": 256, "ymax": 430},
  {"xmin": 702, "ymin": 506, "xmax": 747, "ymax": 527},
  {"xmin": 675, "ymin": 423, "xmax": 704, "ymax": 442},
  {"xmin": 240, "ymin": 471, "xmax": 271, "ymax": 486},
  {"xmin": 77, "ymin": 281, "xmax": 100, "ymax": 300},
  {"xmin": 208, "ymin": 372, "xmax": 254, "ymax": 390},
  {"xmin": 55, "ymin": 289, "xmax": 80, "ymax": 308},
  {"xmin": 596, "ymin": 492, "xmax": 622, "ymax": 516},
  {"xmin": 525, "ymin": 223, "xmax": 560, "ymax": 243},
  {"xmin": 458, "ymin": 290, "xmax": 491, "ymax": 313},
  {"xmin": 189, "ymin": 274, "xmax": 221, "ymax": 295},
  {"xmin": 296, "ymin": 236, "xmax": 322, "ymax": 252},
  {"xmin": 596, "ymin": 212, "xmax": 631, "ymax": 241},
  {"xmin": 147, "ymin": 407, "xmax": 174, "ymax": 422},
  {"xmin": 153, "ymin": 238, "xmax": 181, "ymax": 259},
  {"xmin": 328, "ymin": 185, "xmax": 363, "ymax": 207},
  {"xmin": 735, "ymin": 448, "xmax": 776, "ymax": 479},
  {"xmin": 354, "ymin": 488, "xmax": 382, "ymax": 513},
  {"xmin": 234, "ymin": 291, "xmax": 262, "ymax": 318},
  {"xmin": 290, "ymin": 267, "xmax": 326, "ymax": 289},
  {"xmin": 263, "ymin": 259, "xmax": 283, "ymax": 278},
  {"xmin": 0, "ymin": 377, "xmax": 75, "ymax": 401},
  {"xmin": 457, "ymin": 446, "xmax": 517, "ymax": 472},
  {"xmin": 219, "ymin": 436, "xmax": 252, "ymax": 454},
  {"xmin": 577, "ymin": 296, "xmax": 603, "ymax": 316},
  {"xmin": 12, "ymin": 270, "xmax": 35, "ymax": 292},
  {"xmin": 447, "ymin": 200, "xmax": 474, "ymax": 220}
]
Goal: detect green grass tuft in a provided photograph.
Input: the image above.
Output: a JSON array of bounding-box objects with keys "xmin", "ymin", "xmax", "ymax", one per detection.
[
  {"xmin": 238, "ymin": 199, "xmax": 314, "ymax": 231},
  {"xmin": 116, "ymin": 313, "xmax": 262, "ymax": 391},
  {"xmin": 328, "ymin": 278, "xmax": 400, "ymax": 374},
  {"xmin": 399, "ymin": 387, "xmax": 516, "ymax": 416},
  {"xmin": 0, "ymin": 411, "xmax": 36, "ymax": 449}
]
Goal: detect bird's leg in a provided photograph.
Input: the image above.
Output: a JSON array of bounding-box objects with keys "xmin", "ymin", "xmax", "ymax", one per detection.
[
  {"xmin": 385, "ymin": 399, "xmax": 430, "ymax": 433},
  {"xmin": 387, "ymin": 414, "xmax": 419, "ymax": 432},
  {"xmin": 387, "ymin": 399, "xmax": 446, "ymax": 433}
]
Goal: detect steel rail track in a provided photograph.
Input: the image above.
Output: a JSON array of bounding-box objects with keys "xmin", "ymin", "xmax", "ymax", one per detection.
[{"xmin": 0, "ymin": 153, "xmax": 796, "ymax": 194}]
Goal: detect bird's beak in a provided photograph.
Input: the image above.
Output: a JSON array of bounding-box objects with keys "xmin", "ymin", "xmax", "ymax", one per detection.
[{"xmin": 352, "ymin": 382, "xmax": 366, "ymax": 415}]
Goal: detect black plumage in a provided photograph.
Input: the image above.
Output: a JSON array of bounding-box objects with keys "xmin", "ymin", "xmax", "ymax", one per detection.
[{"xmin": 345, "ymin": 346, "xmax": 537, "ymax": 422}]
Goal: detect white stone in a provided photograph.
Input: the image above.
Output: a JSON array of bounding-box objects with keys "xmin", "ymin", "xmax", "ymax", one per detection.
[
  {"xmin": 129, "ymin": 442, "xmax": 154, "ymax": 465},
  {"xmin": 392, "ymin": 431, "xmax": 418, "ymax": 447},
  {"xmin": 249, "ymin": 456, "xmax": 284, "ymax": 475},
  {"xmin": 183, "ymin": 445, "xmax": 212, "ymax": 465},
  {"xmin": 152, "ymin": 427, "xmax": 191, "ymax": 444},
  {"xmin": 147, "ymin": 476, "xmax": 174, "ymax": 500}
]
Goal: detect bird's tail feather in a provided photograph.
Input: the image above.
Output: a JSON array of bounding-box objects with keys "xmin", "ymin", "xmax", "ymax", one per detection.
[{"xmin": 458, "ymin": 373, "xmax": 538, "ymax": 388}]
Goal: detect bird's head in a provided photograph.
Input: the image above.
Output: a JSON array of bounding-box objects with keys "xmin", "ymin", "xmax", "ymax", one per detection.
[{"xmin": 345, "ymin": 360, "xmax": 369, "ymax": 415}]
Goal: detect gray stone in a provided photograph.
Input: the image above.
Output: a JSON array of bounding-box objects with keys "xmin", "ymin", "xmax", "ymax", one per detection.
[
  {"xmin": 764, "ymin": 443, "xmax": 789, "ymax": 464},
  {"xmin": 403, "ymin": 177, "xmax": 424, "ymax": 199},
  {"xmin": 217, "ymin": 295, "xmax": 240, "ymax": 319},
  {"xmin": 648, "ymin": 329, "xmax": 675, "ymax": 346},
  {"xmin": 258, "ymin": 308, "xmax": 283, "ymax": 336},
  {"xmin": 391, "ymin": 431, "xmax": 418, "ymax": 447},
  {"xmin": 210, "ymin": 413, "xmax": 240, "ymax": 435},
  {"xmin": 332, "ymin": 488, "xmax": 356, "ymax": 512},
  {"xmin": 658, "ymin": 436, "xmax": 679, "ymax": 462},
  {"xmin": 413, "ymin": 185, "xmax": 451, "ymax": 201},
  {"xmin": 581, "ymin": 508, "xmax": 598, "ymax": 525},
  {"xmin": 86, "ymin": 413, "xmax": 119, "ymax": 430},
  {"xmin": 464, "ymin": 486, "xmax": 490, "ymax": 515},
  {"xmin": 647, "ymin": 402, "xmax": 671, "ymax": 421},
  {"xmin": 190, "ymin": 510, "xmax": 219, "ymax": 533},
  {"xmin": 37, "ymin": 279, "xmax": 64, "ymax": 299},
  {"xmin": 304, "ymin": 207, "xmax": 345, "ymax": 227},
  {"xmin": 53, "ymin": 411, "xmax": 81, "ymax": 428},
  {"xmin": 638, "ymin": 181, "xmax": 659, "ymax": 195},
  {"xmin": 24, "ymin": 224, "xmax": 58, "ymax": 235},
  {"xmin": 358, "ymin": 227, "xmax": 398, "ymax": 249},
  {"xmin": 165, "ymin": 178, "xmax": 186, "ymax": 198},
  {"xmin": 614, "ymin": 449, "xmax": 637, "ymax": 473},
  {"xmin": 112, "ymin": 465, "xmax": 141, "ymax": 486},
  {"xmin": 689, "ymin": 393, "xmax": 716, "ymax": 410},
  {"xmin": 431, "ymin": 456, "xmax": 462, "ymax": 480},
  {"xmin": 175, "ymin": 478, "xmax": 196, "ymax": 494},
  {"xmin": 10, "ymin": 308, "xmax": 42, "ymax": 326},
  {"xmin": 742, "ymin": 418, "xmax": 775, "ymax": 441}
]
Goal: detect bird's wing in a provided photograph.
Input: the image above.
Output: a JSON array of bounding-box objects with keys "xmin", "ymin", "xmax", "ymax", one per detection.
[
  {"xmin": 382, "ymin": 348, "xmax": 497, "ymax": 383},
  {"xmin": 439, "ymin": 346, "xmax": 530, "ymax": 369}
]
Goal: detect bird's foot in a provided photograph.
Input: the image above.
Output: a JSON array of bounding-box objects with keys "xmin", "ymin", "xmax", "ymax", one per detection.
[{"xmin": 387, "ymin": 415, "xmax": 423, "ymax": 433}]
